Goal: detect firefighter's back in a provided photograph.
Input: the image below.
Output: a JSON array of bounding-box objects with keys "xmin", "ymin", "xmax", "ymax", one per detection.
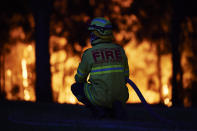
[{"xmin": 85, "ymin": 42, "xmax": 129, "ymax": 108}]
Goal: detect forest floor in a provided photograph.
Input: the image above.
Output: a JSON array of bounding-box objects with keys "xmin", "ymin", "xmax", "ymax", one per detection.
[{"xmin": 0, "ymin": 101, "xmax": 197, "ymax": 131}]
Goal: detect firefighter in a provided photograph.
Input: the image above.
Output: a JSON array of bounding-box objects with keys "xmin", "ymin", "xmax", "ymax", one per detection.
[{"xmin": 71, "ymin": 17, "xmax": 129, "ymax": 119}]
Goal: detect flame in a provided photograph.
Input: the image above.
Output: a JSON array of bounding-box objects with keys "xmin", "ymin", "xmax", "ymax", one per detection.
[
  {"xmin": 162, "ymin": 85, "xmax": 169, "ymax": 97},
  {"xmin": 181, "ymin": 50, "xmax": 193, "ymax": 88},
  {"xmin": 21, "ymin": 55, "xmax": 31, "ymax": 101},
  {"xmin": 50, "ymin": 36, "xmax": 80, "ymax": 104},
  {"xmin": 3, "ymin": 42, "xmax": 36, "ymax": 101},
  {"xmin": 22, "ymin": 59, "xmax": 28, "ymax": 80},
  {"xmin": 24, "ymin": 89, "xmax": 30, "ymax": 101},
  {"xmin": 124, "ymin": 41, "xmax": 160, "ymax": 104},
  {"xmin": 181, "ymin": 43, "xmax": 193, "ymax": 107},
  {"xmin": 160, "ymin": 54, "xmax": 172, "ymax": 106},
  {"xmin": 6, "ymin": 69, "xmax": 12, "ymax": 76},
  {"xmin": 162, "ymin": 85, "xmax": 172, "ymax": 107},
  {"xmin": 10, "ymin": 26, "xmax": 25, "ymax": 40},
  {"xmin": 164, "ymin": 98, "xmax": 172, "ymax": 107}
]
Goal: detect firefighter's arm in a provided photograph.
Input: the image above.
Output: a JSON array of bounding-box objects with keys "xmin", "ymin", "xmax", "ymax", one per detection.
[
  {"xmin": 123, "ymin": 49, "xmax": 130, "ymax": 82},
  {"xmin": 124, "ymin": 57, "xmax": 129, "ymax": 79},
  {"xmin": 75, "ymin": 50, "xmax": 91, "ymax": 83}
]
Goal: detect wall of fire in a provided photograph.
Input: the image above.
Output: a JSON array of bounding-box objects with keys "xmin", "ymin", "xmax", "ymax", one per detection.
[
  {"xmin": 0, "ymin": 34, "xmax": 173, "ymax": 106},
  {"xmin": 0, "ymin": 30, "xmax": 174, "ymax": 107},
  {"xmin": 0, "ymin": 0, "xmax": 195, "ymax": 107}
]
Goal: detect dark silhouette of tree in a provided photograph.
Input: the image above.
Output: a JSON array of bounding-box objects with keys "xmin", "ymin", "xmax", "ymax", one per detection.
[
  {"xmin": 170, "ymin": 0, "xmax": 184, "ymax": 107},
  {"xmin": 0, "ymin": 1, "xmax": 12, "ymax": 101},
  {"xmin": 31, "ymin": 0, "xmax": 53, "ymax": 103},
  {"xmin": 0, "ymin": 49, "xmax": 6, "ymax": 101}
]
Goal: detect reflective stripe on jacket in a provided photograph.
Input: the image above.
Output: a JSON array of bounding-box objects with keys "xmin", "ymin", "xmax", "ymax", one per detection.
[{"xmin": 75, "ymin": 42, "xmax": 129, "ymax": 108}]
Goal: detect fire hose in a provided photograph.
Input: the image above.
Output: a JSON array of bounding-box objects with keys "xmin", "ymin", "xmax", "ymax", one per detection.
[{"xmin": 126, "ymin": 78, "xmax": 178, "ymax": 127}]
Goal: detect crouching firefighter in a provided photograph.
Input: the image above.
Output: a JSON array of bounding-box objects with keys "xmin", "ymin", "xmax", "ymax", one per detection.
[{"xmin": 71, "ymin": 17, "xmax": 129, "ymax": 120}]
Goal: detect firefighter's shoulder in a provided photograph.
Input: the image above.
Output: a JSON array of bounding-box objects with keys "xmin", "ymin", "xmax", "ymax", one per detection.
[
  {"xmin": 81, "ymin": 48, "xmax": 91, "ymax": 58},
  {"xmin": 83, "ymin": 48, "xmax": 92, "ymax": 54},
  {"xmin": 112, "ymin": 43, "xmax": 123, "ymax": 48}
]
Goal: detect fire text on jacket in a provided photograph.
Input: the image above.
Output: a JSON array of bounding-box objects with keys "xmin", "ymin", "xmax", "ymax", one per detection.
[{"xmin": 92, "ymin": 48, "xmax": 122, "ymax": 64}]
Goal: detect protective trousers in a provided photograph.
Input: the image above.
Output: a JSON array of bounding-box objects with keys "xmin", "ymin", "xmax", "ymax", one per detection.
[{"xmin": 71, "ymin": 82, "xmax": 127, "ymax": 120}]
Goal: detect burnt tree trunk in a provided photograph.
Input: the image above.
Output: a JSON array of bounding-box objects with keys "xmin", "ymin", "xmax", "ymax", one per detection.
[
  {"xmin": 170, "ymin": 0, "xmax": 184, "ymax": 107},
  {"xmin": 32, "ymin": 0, "xmax": 53, "ymax": 103},
  {"xmin": 0, "ymin": 53, "xmax": 3, "ymax": 100},
  {"xmin": 0, "ymin": 52, "xmax": 6, "ymax": 101}
]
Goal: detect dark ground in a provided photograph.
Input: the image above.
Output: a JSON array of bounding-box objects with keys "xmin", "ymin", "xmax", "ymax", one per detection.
[{"xmin": 0, "ymin": 101, "xmax": 197, "ymax": 131}]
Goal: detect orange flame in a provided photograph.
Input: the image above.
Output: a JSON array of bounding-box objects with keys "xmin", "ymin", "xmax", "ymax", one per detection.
[
  {"xmin": 160, "ymin": 54, "xmax": 172, "ymax": 106},
  {"xmin": 3, "ymin": 42, "xmax": 36, "ymax": 101},
  {"xmin": 21, "ymin": 59, "xmax": 28, "ymax": 87}
]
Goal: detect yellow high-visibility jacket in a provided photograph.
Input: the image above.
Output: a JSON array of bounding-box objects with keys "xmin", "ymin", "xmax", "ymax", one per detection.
[{"xmin": 75, "ymin": 42, "xmax": 129, "ymax": 108}]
